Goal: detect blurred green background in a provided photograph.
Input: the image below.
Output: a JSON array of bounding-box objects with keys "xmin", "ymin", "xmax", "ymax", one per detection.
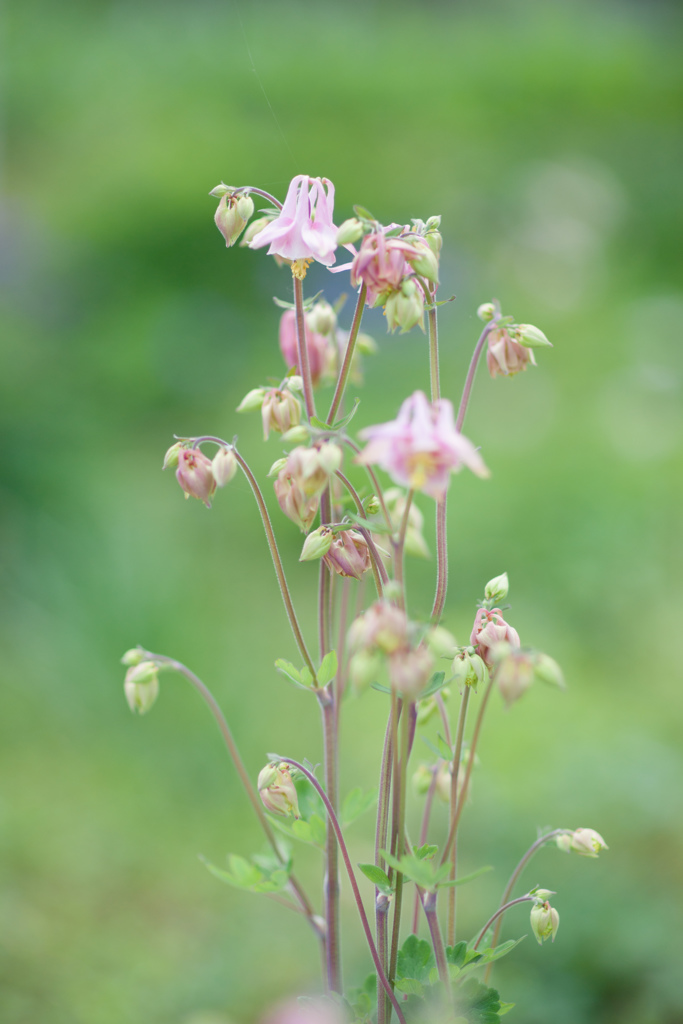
[{"xmin": 2, "ymin": 0, "xmax": 683, "ymax": 1021}]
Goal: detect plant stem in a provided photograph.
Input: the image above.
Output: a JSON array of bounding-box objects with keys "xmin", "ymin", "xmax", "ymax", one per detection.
[
  {"xmin": 375, "ymin": 708, "xmax": 395, "ymax": 1024},
  {"xmin": 484, "ymin": 828, "xmax": 570, "ymax": 982},
  {"xmin": 447, "ymin": 685, "xmax": 471, "ymax": 945},
  {"xmin": 393, "ymin": 489, "xmax": 414, "ymax": 605},
  {"xmin": 281, "ymin": 757, "xmax": 408, "ymax": 1024},
  {"xmin": 423, "ymin": 889, "xmax": 451, "ymax": 995},
  {"xmin": 293, "ymin": 274, "xmax": 316, "ymax": 420},
  {"xmin": 473, "ymin": 895, "xmax": 535, "ymax": 950},
  {"xmin": 412, "ymin": 767, "xmax": 438, "ymax": 935},
  {"xmin": 426, "ymin": 303, "xmax": 449, "ymax": 626},
  {"xmin": 440, "ymin": 676, "xmax": 494, "ymax": 865},
  {"xmin": 142, "ymin": 652, "xmax": 322, "ymax": 942},
  {"xmin": 327, "ymin": 282, "xmax": 367, "ymax": 425},
  {"xmin": 388, "ymin": 699, "xmax": 411, "ymax": 1002},
  {"xmin": 455, "ymin": 320, "xmax": 498, "ymax": 432},
  {"xmin": 230, "ymin": 185, "xmax": 283, "ymax": 210},
  {"xmin": 428, "ymin": 306, "xmax": 440, "ymax": 402},
  {"xmin": 232, "ymin": 448, "xmax": 317, "ymax": 683},
  {"xmin": 317, "ymin": 688, "xmax": 342, "ymax": 993},
  {"xmin": 343, "ymin": 438, "xmax": 393, "ymax": 532}
]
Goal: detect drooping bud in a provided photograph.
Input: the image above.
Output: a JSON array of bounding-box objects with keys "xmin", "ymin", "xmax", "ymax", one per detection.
[
  {"xmin": 487, "ymin": 328, "xmax": 536, "ymax": 378},
  {"xmin": 121, "ymin": 648, "xmax": 145, "ymax": 667},
  {"xmin": 477, "ymin": 302, "xmax": 496, "ymax": 322},
  {"xmin": 365, "ymin": 495, "xmax": 381, "ymax": 516},
  {"xmin": 492, "ymin": 645, "xmax": 535, "ymax": 708},
  {"xmin": 388, "ymin": 645, "xmax": 435, "ymax": 699},
  {"xmin": 348, "ymin": 649, "xmax": 383, "ymax": 693},
  {"xmin": 285, "ymin": 443, "xmax": 343, "ymax": 498},
  {"xmin": 258, "ymin": 762, "xmax": 300, "ymax": 819},
  {"xmin": 484, "ymin": 572, "xmax": 509, "ymax": 603},
  {"xmin": 556, "ymin": 833, "xmax": 572, "ymax": 853},
  {"xmin": 240, "ymin": 215, "xmax": 275, "ymax": 247},
  {"xmin": 533, "ymin": 652, "xmax": 565, "ymax": 690},
  {"xmin": 569, "ymin": 828, "xmax": 609, "ymax": 858},
  {"xmin": 236, "ymin": 194, "xmax": 254, "ymax": 222},
  {"xmin": 451, "ymin": 649, "xmax": 488, "ymax": 690},
  {"xmin": 162, "ymin": 441, "xmax": 183, "ymax": 470},
  {"xmin": 124, "ymin": 661, "xmax": 160, "ymax": 714},
  {"xmin": 406, "ymin": 239, "xmax": 439, "ymax": 284},
  {"xmin": 337, "ymin": 217, "xmax": 365, "ymax": 245},
  {"xmin": 514, "ymin": 323, "xmax": 552, "ymax": 349},
  {"xmin": 273, "ymin": 464, "xmax": 320, "ymax": 533},
  {"xmin": 348, "ymin": 601, "xmax": 409, "ymax": 655},
  {"xmin": 261, "ymin": 388, "xmax": 302, "ymax": 440},
  {"xmin": 280, "ymin": 425, "xmax": 310, "ymax": 444},
  {"xmin": 425, "ymin": 228, "xmax": 442, "ymax": 255},
  {"xmin": 300, "ymin": 526, "xmax": 334, "ymax": 562},
  {"xmin": 412, "ymin": 763, "xmax": 434, "ymax": 796},
  {"xmin": 425, "ymin": 626, "xmax": 457, "ymax": 659},
  {"xmin": 470, "ymin": 607, "xmax": 520, "ymax": 667},
  {"xmin": 268, "ymin": 457, "xmax": 288, "ymax": 478},
  {"xmin": 208, "ymin": 182, "xmax": 235, "ymax": 198},
  {"xmin": 323, "ymin": 529, "xmax": 371, "ymax": 580},
  {"xmin": 236, "ymin": 387, "xmax": 267, "ymax": 412},
  {"xmin": 212, "ymin": 447, "xmax": 237, "ymax": 487},
  {"xmin": 214, "ymin": 193, "xmax": 251, "ymax": 247},
  {"xmin": 530, "ymin": 900, "xmax": 560, "ymax": 944},
  {"xmin": 176, "ymin": 448, "xmax": 216, "ymax": 507},
  {"xmin": 307, "ymin": 299, "xmax": 337, "ymax": 336},
  {"xmin": 384, "ymin": 278, "xmax": 425, "ymax": 334}
]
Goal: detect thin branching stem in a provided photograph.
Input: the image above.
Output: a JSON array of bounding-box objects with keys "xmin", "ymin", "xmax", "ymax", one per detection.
[
  {"xmin": 327, "ymin": 283, "xmax": 367, "ymax": 425},
  {"xmin": 473, "ymin": 895, "xmax": 535, "ymax": 950},
  {"xmin": 293, "ymin": 275, "xmax": 316, "ymax": 420},
  {"xmin": 447, "ymin": 685, "xmax": 471, "ymax": 945}
]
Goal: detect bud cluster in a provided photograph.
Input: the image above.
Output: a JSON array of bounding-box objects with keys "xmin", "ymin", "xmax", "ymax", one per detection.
[
  {"xmin": 347, "ymin": 601, "xmax": 434, "ymax": 697},
  {"xmin": 164, "ymin": 443, "xmax": 237, "ymax": 508}
]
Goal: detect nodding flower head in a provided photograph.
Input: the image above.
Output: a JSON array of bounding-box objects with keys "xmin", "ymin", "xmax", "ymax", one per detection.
[
  {"xmin": 470, "ymin": 607, "xmax": 520, "ymax": 667},
  {"xmin": 322, "ymin": 529, "xmax": 372, "ymax": 581},
  {"xmin": 176, "ymin": 448, "xmax": 216, "ymax": 508},
  {"xmin": 357, "ymin": 391, "xmax": 489, "ymax": 499},
  {"xmin": 486, "ymin": 327, "xmax": 536, "ymax": 378},
  {"xmin": 249, "ymin": 175, "xmax": 338, "ymax": 268}
]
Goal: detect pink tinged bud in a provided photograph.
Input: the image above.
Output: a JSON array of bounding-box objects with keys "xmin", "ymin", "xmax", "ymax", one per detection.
[
  {"xmin": 350, "ymin": 232, "xmax": 419, "ymax": 306},
  {"xmin": 278, "ymin": 309, "xmax": 336, "ymax": 385},
  {"xmin": 556, "ymin": 833, "xmax": 573, "ymax": 853},
  {"xmin": 530, "ymin": 900, "xmax": 560, "ymax": 944},
  {"xmin": 451, "ymin": 650, "xmax": 488, "ymax": 690},
  {"xmin": 261, "ymin": 388, "xmax": 302, "ymax": 440},
  {"xmin": 486, "ymin": 328, "xmax": 536, "ymax": 378},
  {"xmin": 249, "ymin": 174, "xmax": 338, "ymax": 266},
  {"xmin": 388, "ymin": 645, "xmax": 435, "ymax": 698},
  {"xmin": 358, "ymin": 390, "xmax": 489, "ymax": 500},
  {"xmin": 258, "ymin": 763, "xmax": 300, "ymax": 818},
  {"xmin": 273, "ymin": 465, "xmax": 320, "ymax": 533},
  {"xmin": 348, "ymin": 601, "xmax": 409, "ymax": 655},
  {"xmin": 214, "ymin": 193, "xmax": 252, "ymax": 247},
  {"xmin": 470, "ymin": 607, "xmax": 520, "ymax": 667},
  {"xmin": 176, "ymin": 448, "xmax": 216, "ymax": 507},
  {"xmin": 322, "ymin": 529, "xmax": 371, "ymax": 580},
  {"xmin": 124, "ymin": 661, "xmax": 160, "ymax": 714},
  {"xmin": 492, "ymin": 646, "xmax": 535, "ymax": 708},
  {"xmin": 570, "ymin": 828, "xmax": 608, "ymax": 857},
  {"xmin": 285, "ymin": 443, "xmax": 342, "ymax": 498},
  {"xmin": 212, "ymin": 447, "xmax": 237, "ymax": 487},
  {"xmin": 384, "ymin": 278, "xmax": 426, "ymax": 334}
]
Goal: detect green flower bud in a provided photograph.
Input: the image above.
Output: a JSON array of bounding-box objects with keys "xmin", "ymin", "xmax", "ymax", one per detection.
[
  {"xmin": 426, "ymin": 626, "xmax": 457, "ymax": 659},
  {"xmin": 300, "ymin": 526, "xmax": 334, "ymax": 562},
  {"xmin": 451, "ymin": 650, "xmax": 488, "ymax": 690},
  {"xmin": 533, "ymin": 652, "xmax": 565, "ymax": 690},
  {"xmin": 513, "ymin": 323, "xmax": 552, "ymax": 348},
  {"xmin": 307, "ymin": 299, "xmax": 337, "ymax": 335},
  {"xmin": 124, "ymin": 661, "xmax": 160, "ymax": 714},
  {"xmin": 280, "ymin": 425, "xmax": 311, "ymax": 444},
  {"xmin": 162, "ymin": 442, "xmax": 183, "ymax": 471},
  {"xmin": 236, "ymin": 387, "xmax": 266, "ymax": 412},
  {"xmin": 530, "ymin": 900, "xmax": 560, "ymax": 944},
  {"xmin": 349, "ymin": 650, "xmax": 383, "ymax": 694},
  {"xmin": 258, "ymin": 762, "xmax": 300, "ymax": 818},
  {"xmin": 484, "ymin": 572, "xmax": 509, "ymax": 603},
  {"xmin": 337, "ymin": 217, "xmax": 365, "ymax": 245},
  {"xmin": 406, "ymin": 240, "xmax": 440, "ymax": 284},
  {"xmin": 356, "ymin": 332, "xmax": 378, "ymax": 356},
  {"xmin": 268, "ymin": 457, "xmax": 288, "ymax": 477},
  {"xmin": 412, "ymin": 763, "xmax": 434, "ymax": 796},
  {"xmin": 208, "ymin": 182, "xmax": 236, "ymax": 198},
  {"xmin": 477, "ymin": 302, "xmax": 496, "ymax": 322},
  {"xmin": 425, "ymin": 229, "xmax": 442, "ymax": 255},
  {"xmin": 121, "ymin": 648, "xmax": 145, "ymax": 667},
  {"xmin": 236, "ymin": 194, "xmax": 254, "ymax": 221},
  {"xmin": 212, "ymin": 447, "xmax": 237, "ymax": 487},
  {"xmin": 364, "ymin": 495, "xmax": 381, "ymax": 516},
  {"xmin": 569, "ymin": 828, "xmax": 608, "ymax": 857},
  {"xmin": 240, "ymin": 215, "xmax": 274, "ymax": 247}
]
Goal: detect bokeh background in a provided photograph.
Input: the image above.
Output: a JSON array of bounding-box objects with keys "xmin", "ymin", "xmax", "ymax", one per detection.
[{"xmin": 2, "ymin": 0, "xmax": 683, "ymax": 1021}]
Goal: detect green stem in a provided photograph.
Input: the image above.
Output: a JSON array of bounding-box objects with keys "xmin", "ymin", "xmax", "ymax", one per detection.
[
  {"xmin": 447, "ymin": 685, "xmax": 471, "ymax": 945},
  {"xmin": 388, "ymin": 699, "xmax": 411, "ymax": 1005},
  {"xmin": 343, "ymin": 438, "xmax": 393, "ymax": 532},
  {"xmin": 473, "ymin": 895, "xmax": 535, "ymax": 950},
  {"xmin": 412, "ymin": 767, "xmax": 439, "ymax": 935},
  {"xmin": 455, "ymin": 319, "xmax": 499, "ymax": 432},
  {"xmin": 327, "ymin": 282, "xmax": 367, "ymax": 425},
  {"xmin": 293, "ymin": 274, "xmax": 316, "ymax": 420},
  {"xmin": 318, "ymin": 688, "xmax": 342, "ymax": 993},
  {"xmin": 423, "ymin": 889, "xmax": 451, "ymax": 996},
  {"xmin": 376, "ymin": 701, "xmax": 396, "ymax": 1024},
  {"xmin": 233, "ymin": 448, "xmax": 317, "ymax": 683},
  {"xmin": 427, "ymin": 304, "xmax": 448, "ymax": 625},
  {"xmin": 428, "ymin": 305, "xmax": 440, "ymax": 402},
  {"xmin": 393, "ymin": 489, "xmax": 414, "ymax": 606}
]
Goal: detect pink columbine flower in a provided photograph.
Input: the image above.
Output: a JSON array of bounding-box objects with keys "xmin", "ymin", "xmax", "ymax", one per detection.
[
  {"xmin": 249, "ymin": 175, "xmax": 338, "ymax": 267},
  {"xmin": 487, "ymin": 327, "xmax": 536, "ymax": 378},
  {"xmin": 323, "ymin": 529, "xmax": 371, "ymax": 581},
  {"xmin": 176, "ymin": 448, "xmax": 216, "ymax": 507},
  {"xmin": 470, "ymin": 607, "xmax": 520, "ymax": 667},
  {"xmin": 357, "ymin": 391, "xmax": 489, "ymax": 499},
  {"xmin": 279, "ymin": 309, "xmax": 336, "ymax": 385},
  {"xmin": 350, "ymin": 232, "xmax": 421, "ymax": 306}
]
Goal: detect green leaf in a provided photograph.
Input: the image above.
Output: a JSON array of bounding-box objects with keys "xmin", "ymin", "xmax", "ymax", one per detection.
[
  {"xmin": 396, "ymin": 934, "xmax": 435, "ymax": 985},
  {"xmin": 308, "ymin": 813, "xmax": 327, "ymax": 847},
  {"xmin": 358, "ymin": 863, "xmax": 393, "ymax": 892},
  {"xmin": 438, "ymin": 865, "xmax": 494, "ymax": 889},
  {"xmin": 395, "ymin": 977, "xmax": 424, "ymax": 996},
  {"xmin": 317, "ymin": 650, "xmax": 338, "ymax": 686},
  {"xmin": 447, "ymin": 941, "xmax": 470, "ymax": 967},
  {"xmin": 274, "ymin": 659, "xmax": 302, "ymax": 684},
  {"xmin": 370, "ymin": 681, "xmax": 392, "ymax": 695},
  {"xmin": 353, "ymin": 204, "xmax": 377, "ymax": 221},
  {"xmin": 300, "ymin": 666, "xmax": 314, "ymax": 688},
  {"xmin": 414, "ymin": 843, "xmax": 438, "ymax": 861},
  {"xmin": 291, "ymin": 819, "xmax": 313, "ymax": 843},
  {"xmin": 420, "ymin": 671, "xmax": 447, "ymax": 699},
  {"xmin": 476, "ymin": 937, "xmax": 525, "ymax": 965},
  {"xmin": 342, "ymin": 786, "xmax": 378, "ymax": 827},
  {"xmin": 498, "ymin": 1002, "xmax": 515, "ymax": 1016},
  {"xmin": 331, "ymin": 397, "xmax": 361, "ymax": 431},
  {"xmin": 380, "ymin": 850, "xmax": 439, "ymax": 890},
  {"xmin": 228, "ymin": 853, "xmax": 262, "ymax": 887},
  {"xmin": 309, "ymin": 415, "xmax": 330, "ymax": 430},
  {"xmin": 346, "ymin": 512, "xmax": 393, "ymax": 535},
  {"xmin": 436, "ymin": 732, "xmax": 454, "ymax": 760},
  {"xmin": 452, "ymin": 978, "xmax": 502, "ymax": 1024}
]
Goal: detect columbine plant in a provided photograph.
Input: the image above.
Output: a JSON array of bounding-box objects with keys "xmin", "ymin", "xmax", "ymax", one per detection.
[{"xmin": 122, "ymin": 175, "xmax": 607, "ymax": 1023}]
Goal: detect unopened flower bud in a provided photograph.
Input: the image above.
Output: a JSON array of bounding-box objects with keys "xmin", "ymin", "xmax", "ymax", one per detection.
[
  {"xmin": 280, "ymin": 425, "xmax": 310, "ymax": 444},
  {"xmin": 435, "ymin": 762, "xmax": 458, "ymax": 804},
  {"xmin": 285, "ymin": 375, "xmax": 304, "ymax": 393},
  {"xmin": 388, "ymin": 645, "xmax": 434, "ymax": 698},
  {"xmin": 176, "ymin": 448, "xmax": 216, "ymax": 507},
  {"xmin": 404, "ymin": 527, "xmax": 430, "ymax": 559},
  {"xmin": 124, "ymin": 661, "xmax": 160, "ymax": 714},
  {"xmin": 487, "ymin": 328, "xmax": 536, "ymax": 378},
  {"xmin": 208, "ymin": 182, "xmax": 236, "ymax": 198},
  {"xmin": 214, "ymin": 193, "xmax": 250, "ymax": 247},
  {"xmin": 121, "ymin": 648, "xmax": 145, "ymax": 667},
  {"xmin": 569, "ymin": 828, "xmax": 608, "ymax": 858},
  {"xmin": 514, "ymin": 323, "xmax": 552, "ymax": 349},
  {"xmin": 484, "ymin": 572, "xmax": 509, "ymax": 603},
  {"xmin": 286, "ymin": 443, "xmax": 343, "ymax": 496},
  {"xmin": 212, "ymin": 447, "xmax": 237, "ymax": 487},
  {"xmin": 240, "ymin": 215, "xmax": 274, "ymax": 247},
  {"xmin": 533, "ymin": 653, "xmax": 565, "ymax": 690},
  {"xmin": 451, "ymin": 650, "xmax": 488, "ymax": 690},
  {"xmin": 300, "ymin": 526, "xmax": 334, "ymax": 562},
  {"xmin": 365, "ymin": 495, "xmax": 381, "ymax": 516},
  {"xmin": 261, "ymin": 388, "xmax": 302, "ymax": 440},
  {"xmin": 477, "ymin": 302, "xmax": 496, "ymax": 322},
  {"xmin": 307, "ymin": 299, "xmax": 337, "ymax": 335},
  {"xmin": 323, "ymin": 529, "xmax": 371, "ymax": 581},
  {"xmin": 258, "ymin": 762, "xmax": 300, "ymax": 818},
  {"xmin": 356, "ymin": 332, "xmax": 378, "ymax": 356},
  {"xmin": 162, "ymin": 441, "xmax": 183, "ymax": 470},
  {"xmin": 273, "ymin": 464, "xmax": 320, "ymax": 533},
  {"xmin": 425, "ymin": 229, "xmax": 442, "ymax": 255},
  {"xmin": 471, "ymin": 608, "xmax": 520, "ymax": 667},
  {"xmin": 406, "ymin": 239, "xmax": 440, "ymax": 284},
  {"xmin": 348, "ymin": 601, "xmax": 408, "ymax": 655},
  {"xmin": 349, "ymin": 649, "xmax": 383, "ymax": 693},
  {"xmin": 268, "ymin": 457, "xmax": 288, "ymax": 477},
  {"xmin": 237, "ymin": 387, "xmax": 267, "ymax": 412},
  {"xmin": 426, "ymin": 626, "xmax": 457, "ymax": 659},
  {"xmin": 236, "ymin": 194, "xmax": 254, "ymax": 221},
  {"xmin": 412, "ymin": 764, "xmax": 434, "ymax": 797},
  {"xmin": 337, "ymin": 217, "xmax": 365, "ymax": 245},
  {"xmin": 530, "ymin": 900, "xmax": 560, "ymax": 944},
  {"xmin": 384, "ymin": 278, "xmax": 425, "ymax": 334},
  {"xmin": 492, "ymin": 645, "xmax": 535, "ymax": 708},
  {"xmin": 556, "ymin": 833, "xmax": 572, "ymax": 853}
]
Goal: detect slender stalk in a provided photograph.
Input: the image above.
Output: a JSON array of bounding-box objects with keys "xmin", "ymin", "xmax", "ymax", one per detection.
[
  {"xmin": 455, "ymin": 320, "xmax": 498, "ymax": 432},
  {"xmin": 293, "ymin": 275, "xmax": 316, "ymax": 420},
  {"xmin": 142, "ymin": 652, "xmax": 322, "ymax": 941},
  {"xmin": 327, "ymin": 282, "xmax": 367, "ymax": 425},
  {"xmin": 412, "ymin": 767, "xmax": 439, "ymax": 935},
  {"xmin": 473, "ymin": 895, "xmax": 535, "ymax": 950},
  {"xmin": 230, "ymin": 185, "xmax": 283, "ymax": 210},
  {"xmin": 281, "ymin": 756, "xmax": 408, "ymax": 1024},
  {"xmin": 388, "ymin": 700, "xmax": 411, "ymax": 1001},
  {"xmin": 343, "ymin": 438, "xmax": 393, "ymax": 532},
  {"xmin": 423, "ymin": 890, "xmax": 451, "ymax": 995},
  {"xmin": 447, "ymin": 685, "xmax": 471, "ymax": 945},
  {"xmin": 375, "ymin": 703, "xmax": 396, "ymax": 1024},
  {"xmin": 317, "ymin": 689, "xmax": 342, "ymax": 993},
  {"xmin": 335, "ymin": 579, "xmax": 351, "ymax": 708},
  {"xmin": 430, "ymin": 496, "xmax": 448, "ymax": 623},
  {"xmin": 232, "ymin": 448, "xmax": 317, "ymax": 682},
  {"xmin": 484, "ymin": 828, "xmax": 570, "ymax": 981},
  {"xmin": 393, "ymin": 489, "xmax": 414, "ymax": 602},
  {"xmin": 428, "ymin": 305, "xmax": 440, "ymax": 402},
  {"xmin": 441, "ymin": 676, "xmax": 494, "ymax": 865}
]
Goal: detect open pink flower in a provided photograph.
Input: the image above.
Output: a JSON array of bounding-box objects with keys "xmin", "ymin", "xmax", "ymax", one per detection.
[
  {"xmin": 249, "ymin": 175, "xmax": 337, "ymax": 266},
  {"xmin": 357, "ymin": 391, "xmax": 489, "ymax": 498},
  {"xmin": 350, "ymin": 232, "xmax": 417, "ymax": 305}
]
